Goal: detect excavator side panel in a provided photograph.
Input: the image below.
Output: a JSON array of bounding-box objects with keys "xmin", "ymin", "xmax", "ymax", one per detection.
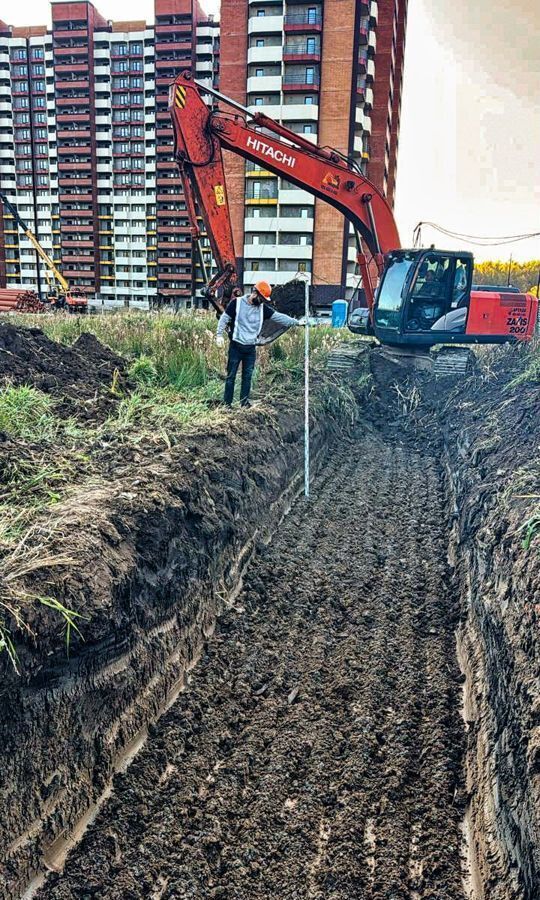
[{"xmin": 465, "ymin": 290, "xmax": 538, "ymax": 340}]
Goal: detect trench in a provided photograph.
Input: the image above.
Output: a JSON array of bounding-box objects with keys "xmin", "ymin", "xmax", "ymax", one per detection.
[{"xmin": 1, "ymin": 368, "xmax": 539, "ymax": 899}]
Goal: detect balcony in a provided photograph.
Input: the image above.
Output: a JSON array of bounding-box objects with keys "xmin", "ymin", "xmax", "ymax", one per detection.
[
  {"xmin": 282, "ymin": 72, "xmax": 320, "ymax": 92},
  {"xmin": 278, "ymin": 188, "xmax": 315, "ymax": 205},
  {"xmin": 57, "ymin": 129, "xmax": 91, "ymax": 139},
  {"xmin": 247, "ymin": 45, "xmax": 283, "ymax": 65},
  {"xmin": 53, "ymin": 28, "xmax": 88, "ymax": 39},
  {"xmin": 283, "ymin": 45, "xmax": 321, "ymax": 63},
  {"xmin": 284, "ymin": 13, "xmax": 322, "ymax": 33},
  {"xmin": 155, "ymin": 39, "xmax": 192, "ymax": 52},
  {"xmin": 56, "ymin": 79, "xmax": 89, "ymax": 90},
  {"xmin": 279, "ymin": 104, "xmax": 318, "ymax": 121},
  {"xmin": 247, "ymin": 15, "xmax": 283, "ymax": 34},
  {"xmin": 248, "ymin": 75, "xmax": 283, "ymax": 94},
  {"xmin": 370, "ymin": 1, "xmax": 378, "ymax": 23}
]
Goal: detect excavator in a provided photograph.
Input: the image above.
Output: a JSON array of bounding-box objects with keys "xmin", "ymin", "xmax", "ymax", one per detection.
[
  {"xmin": 0, "ymin": 192, "xmax": 88, "ymax": 314},
  {"xmin": 168, "ymin": 71, "xmax": 537, "ymax": 372}
]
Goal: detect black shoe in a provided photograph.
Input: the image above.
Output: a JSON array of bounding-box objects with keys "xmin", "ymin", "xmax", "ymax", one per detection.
[{"xmin": 240, "ymin": 400, "xmax": 252, "ymax": 408}]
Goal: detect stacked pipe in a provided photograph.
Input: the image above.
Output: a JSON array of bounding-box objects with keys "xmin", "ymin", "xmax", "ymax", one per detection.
[{"xmin": 0, "ymin": 288, "xmax": 44, "ymax": 313}]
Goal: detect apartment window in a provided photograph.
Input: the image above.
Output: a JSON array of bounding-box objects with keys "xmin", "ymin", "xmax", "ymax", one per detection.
[
  {"xmin": 305, "ymin": 67, "xmax": 315, "ymax": 84},
  {"xmin": 257, "ymin": 9, "xmax": 265, "ymax": 15},
  {"xmin": 255, "ymin": 68, "xmax": 264, "ymax": 77},
  {"xmin": 13, "ymin": 97, "xmax": 29, "ymax": 109},
  {"xmin": 113, "ymin": 43, "xmax": 128, "ymax": 55},
  {"xmin": 254, "ymin": 97, "xmax": 264, "ymax": 106},
  {"xmin": 15, "ymin": 128, "xmax": 31, "ymax": 140},
  {"xmin": 33, "ymin": 97, "xmax": 45, "ymax": 108},
  {"xmin": 113, "ymin": 77, "xmax": 129, "ymax": 89},
  {"xmin": 256, "ymin": 39, "xmax": 265, "ymax": 47},
  {"xmin": 11, "ymin": 49, "xmax": 27, "ymax": 61},
  {"xmin": 279, "ymin": 259, "xmax": 311, "ymax": 272},
  {"xmin": 112, "ymin": 60, "xmax": 129, "ymax": 72},
  {"xmin": 14, "ymin": 113, "xmax": 30, "ymax": 124},
  {"xmin": 279, "ymin": 233, "xmax": 312, "ymax": 246},
  {"xmin": 304, "ymin": 96, "xmax": 314, "ymax": 104},
  {"xmin": 36, "ymin": 159, "xmax": 48, "ymax": 171},
  {"xmin": 132, "ymin": 109, "xmax": 144, "ymax": 121},
  {"xmin": 303, "ymin": 123, "xmax": 315, "ymax": 134},
  {"xmin": 308, "ymin": 7, "xmax": 317, "ymax": 23},
  {"xmin": 130, "ymin": 42, "xmax": 143, "ymax": 55},
  {"xmin": 131, "ymin": 60, "xmax": 143, "ymax": 72},
  {"xmin": 34, "ymin": 112, "xmax": 46, "ymax": 123},
  {"xmin": 246, "ymin": 233, "xmax": 275, "ymax": 245},
  {"xmin": 130, "ymin": 77, "xmax": 143, "ymax": 89},
  {"xmin": 132, "ymin": 158, "xmax": 144, "ymax": 169},
  {"xmin": 306, "ymin": 38, "xmax": 316, "ymax": 53},
  {"xmin": 132, "ymin": 142, "xmax": 144, "ymax": 153},
  {"xmin": 14, "ymin": 65, "xmax": 28, "ymax": 77},
  {"xmin": 131, "ymin": 93, "xmax": 143, "ymax": 104},
  {"xmin": 31, "ymin": 48, "xmax": 44, "ymax": 60},
  {"xmin": 35, "ymin": 128, "xmax": 47, "ymax": 139}
]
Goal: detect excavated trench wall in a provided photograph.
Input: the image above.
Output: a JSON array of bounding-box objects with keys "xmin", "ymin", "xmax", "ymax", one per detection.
[
  {"xmin": 445, "ymin": 409, "xmax": 540, "ymax": 899},
  {"xmin": 0, "ymin": 402, "xmax": 348, "ymax": 900}
]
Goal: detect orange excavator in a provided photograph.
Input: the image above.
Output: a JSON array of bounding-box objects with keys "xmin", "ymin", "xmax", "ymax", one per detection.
[{"xmin": 168, "ymin": 71, "xmax": 537, "ymax": 365}]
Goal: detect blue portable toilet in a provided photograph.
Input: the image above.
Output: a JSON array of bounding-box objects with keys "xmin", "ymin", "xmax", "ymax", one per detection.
[{"xmin": 332, "ymin": 299, "xmax": 348, "ymax": 328}]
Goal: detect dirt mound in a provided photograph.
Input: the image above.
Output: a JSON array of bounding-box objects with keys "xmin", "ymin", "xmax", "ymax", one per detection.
[
  {"xmin": 271, "ymin": 279, "xmax": 310, "ymax": 318},
  {"xmin": 0, "ymin": 324, "xmax": 126, "ymax": 402}
]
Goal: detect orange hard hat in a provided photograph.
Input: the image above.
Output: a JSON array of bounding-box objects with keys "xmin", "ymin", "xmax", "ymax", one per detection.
[{"xmin": 254, "ymin": 280, "xmax": 272, "ymax": 299}]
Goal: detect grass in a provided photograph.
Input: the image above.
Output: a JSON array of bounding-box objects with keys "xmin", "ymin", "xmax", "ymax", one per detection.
[{"xmin": 0, "ymin": 311, "xmax": 359, "ymax": 671}]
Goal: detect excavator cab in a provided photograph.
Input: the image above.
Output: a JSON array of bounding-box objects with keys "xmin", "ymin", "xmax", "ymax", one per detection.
[{"xmin": 353, "ymin": 249, "xmax": 537, "ymax": 347}]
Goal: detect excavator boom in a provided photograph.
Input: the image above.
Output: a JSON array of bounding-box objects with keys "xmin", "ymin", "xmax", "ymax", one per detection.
[{"xmin": 169, "ymin": 71, "xmax": 400, "ymax": 312}]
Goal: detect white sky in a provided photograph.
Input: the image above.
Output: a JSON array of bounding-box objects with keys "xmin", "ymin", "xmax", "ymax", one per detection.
[{"xmin": 5, "ymin": 0, "xmax": 540, "ymax": 262}]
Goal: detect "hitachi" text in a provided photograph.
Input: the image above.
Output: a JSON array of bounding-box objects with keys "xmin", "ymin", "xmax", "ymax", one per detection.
[{"xmin": 246, "ymin": 135, "xmax": 296, "ymax": 168}]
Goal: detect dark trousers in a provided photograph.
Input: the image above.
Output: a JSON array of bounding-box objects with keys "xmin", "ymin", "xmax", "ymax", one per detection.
[{"xmin": 224, "ymin": 340, "xmax": 256, "ymax": 406}]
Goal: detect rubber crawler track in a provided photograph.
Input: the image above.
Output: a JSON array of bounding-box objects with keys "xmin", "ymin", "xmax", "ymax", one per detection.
[{"xmin": 38, "ymin": 424, "xmax": 465, "ymax": 900}]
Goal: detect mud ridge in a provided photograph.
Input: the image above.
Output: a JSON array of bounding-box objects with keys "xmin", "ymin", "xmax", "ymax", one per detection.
[{"xmin": 0, "ymin": 402, "xmax": 344, "ymax": 900}]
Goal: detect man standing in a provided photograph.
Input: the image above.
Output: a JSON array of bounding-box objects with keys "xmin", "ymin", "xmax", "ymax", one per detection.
[{"xmin": 216, "ymin": 280, "xmax": 302, "ymax": 408}]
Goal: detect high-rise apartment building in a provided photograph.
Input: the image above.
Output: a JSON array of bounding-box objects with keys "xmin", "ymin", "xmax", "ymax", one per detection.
[
  {"xmin": 0, "ymin": 1, "xmax": 219, "ymax": 307},
  {"xmin": 220, "ymin": 0, "xmax": 407, "ymax": 304}
]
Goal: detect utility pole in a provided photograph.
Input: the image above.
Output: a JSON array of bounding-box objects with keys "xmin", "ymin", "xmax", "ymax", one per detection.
[{"xmin": 507, "ymin": 254, "xmax": 513, "ymax": 287}]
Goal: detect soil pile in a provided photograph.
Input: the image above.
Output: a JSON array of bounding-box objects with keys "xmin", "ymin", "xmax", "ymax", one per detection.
[
  {"xmin": 271, "ymin": 279, "xmax": 310, "ymax": 318},
  {"xmin": 0, "ymin": 323, "xmax": 126, "ymax": 405}
]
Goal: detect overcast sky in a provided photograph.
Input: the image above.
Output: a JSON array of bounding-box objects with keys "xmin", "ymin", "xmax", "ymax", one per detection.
[{"xmin": 5, "ymin": 0, "xmax": 540, "ymax": 261}]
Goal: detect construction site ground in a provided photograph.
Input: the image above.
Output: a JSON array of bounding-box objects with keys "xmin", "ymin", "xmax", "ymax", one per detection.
[
  {"xmin": 37, "ymin": 421, "xmax": 464, "ymax": 900},
  {"xmin": 1, "ymin": 322, "xmax": 539, "ymax": 899}
]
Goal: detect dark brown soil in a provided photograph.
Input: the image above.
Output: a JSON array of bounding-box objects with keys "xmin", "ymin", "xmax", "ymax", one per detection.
[
  {"xmin": 0, "ymin": 323, "xmax": 126, "ymax": 416},
  {"xmin": 37, "ymin": 418, "xmax": 465, "ymax": 899}
]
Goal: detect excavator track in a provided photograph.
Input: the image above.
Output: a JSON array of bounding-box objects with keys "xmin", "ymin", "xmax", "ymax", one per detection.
[
  {"xmin": 326, "ymin": 341, "xmax": 370, "ymax": 371},
  {"xmin": 432, "ymin": 347, "xmax": 477, "ymax": 377}
]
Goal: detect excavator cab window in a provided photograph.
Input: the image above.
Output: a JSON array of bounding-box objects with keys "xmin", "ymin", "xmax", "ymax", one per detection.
[
  {"xmin": 405, "ymin": 255, "xmax": 451, "ymax": 332},
  {"xmin": 374, "ymin": 254, "xmax": 416, "ymax": 330}
]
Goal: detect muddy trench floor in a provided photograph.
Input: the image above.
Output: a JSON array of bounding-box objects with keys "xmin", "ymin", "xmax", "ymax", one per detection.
[{"xmin": 38, "ymin": 419, "xmax": 466, "ymax": 900}]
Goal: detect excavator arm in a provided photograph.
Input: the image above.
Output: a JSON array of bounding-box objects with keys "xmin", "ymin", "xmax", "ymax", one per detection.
[{"xmin": 169, "ymin": 71, "xmax": 400, "ymax": 314}]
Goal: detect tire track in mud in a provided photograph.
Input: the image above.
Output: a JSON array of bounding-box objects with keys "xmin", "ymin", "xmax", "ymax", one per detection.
[{"xmin": 38, "ymin": 423, "xmax": 465, "ymax": 900}]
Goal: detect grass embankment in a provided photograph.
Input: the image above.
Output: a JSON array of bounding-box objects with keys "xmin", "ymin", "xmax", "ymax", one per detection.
[{"xmin": 0, "ymin": 312, "xmax": 360, "ymax": 669}]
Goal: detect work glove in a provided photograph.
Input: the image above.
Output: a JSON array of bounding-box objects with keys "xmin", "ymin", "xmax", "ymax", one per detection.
[{"xmin": 216, "ymin": 335, "xmax": 225, "ymax": 348}]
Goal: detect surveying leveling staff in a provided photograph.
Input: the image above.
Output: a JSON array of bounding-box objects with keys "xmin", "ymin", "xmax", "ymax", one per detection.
[{"xmin": 216, "ymin": 280, "xmax": 302, "ymax": 407}]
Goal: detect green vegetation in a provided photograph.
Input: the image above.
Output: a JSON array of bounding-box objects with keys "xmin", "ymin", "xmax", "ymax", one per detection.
[
  {"xmin": 474, "ymin": 259, "xmax": 540, "ymax": 294},
  {"xmin": 0, "ymin": 311, "xmax": 358, "ymax": 670}
]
